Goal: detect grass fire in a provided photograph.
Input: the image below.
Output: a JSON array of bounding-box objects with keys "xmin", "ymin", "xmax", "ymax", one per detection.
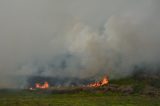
[
  {"xmin": 0, "ymin": 0, "xmax": 160, "ymax": 106},
  {"xmin": 29, "ymin": 81, "xmax": 49, "ymax": 90},
  {"xmin": 1, "ymin": 74, "xmax": 160, "ymax": 106},
  {"xmin": 29, "ymin": 76, "xmax": 109, "ymax": 90},
  {"xmin": 87, "ymin": 76, "xmax": 109, "ymax": 87}
]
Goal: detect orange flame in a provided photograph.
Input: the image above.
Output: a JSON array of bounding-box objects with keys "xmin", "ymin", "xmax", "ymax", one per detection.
[
  {"xmin": 35, "ymin": 81, "xmax": 49, "ymax": 89},
  {"xmin": 87, "ymin": 76, "xmax": 109, "ymax": 87}
]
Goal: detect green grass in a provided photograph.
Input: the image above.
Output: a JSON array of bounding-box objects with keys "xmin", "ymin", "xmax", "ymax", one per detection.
[{"xmin": 0, "ymin": 90, "xmax": 159, "ymax": 106}]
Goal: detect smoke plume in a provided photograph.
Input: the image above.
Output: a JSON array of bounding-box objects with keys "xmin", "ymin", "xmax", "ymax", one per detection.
[{"xmin": 0, "ymin": 0, "xmax": 160, "ymax": 88}]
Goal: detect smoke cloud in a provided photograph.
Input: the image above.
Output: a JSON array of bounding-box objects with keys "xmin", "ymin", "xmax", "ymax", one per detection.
[{"xmin": 0, "ymin": 0, "xmax": 160, "ymax": 88}]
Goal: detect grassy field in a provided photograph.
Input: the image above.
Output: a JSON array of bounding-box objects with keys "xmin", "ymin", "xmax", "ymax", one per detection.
[{"xmin": 0, "ymin": 90, "xmax": 159, "ymax": 106}]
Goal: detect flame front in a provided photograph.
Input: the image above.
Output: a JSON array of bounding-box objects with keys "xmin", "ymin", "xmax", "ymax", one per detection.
[
  {"xmin": 87, "ymin": 76, "xmax": 109, "ymax": 87},
  {"xmin": 35, "ymin": 81, "xmax": 49, "ymax": 89},
  {"xmin": 29, "ymin": 76, "xmax": 108, "ymax": 90}
]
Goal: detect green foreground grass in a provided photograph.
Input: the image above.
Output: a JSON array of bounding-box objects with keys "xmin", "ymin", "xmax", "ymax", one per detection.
[{"xmin": 0, "ymin": 90, "xmax": 159, "ymax": 106}]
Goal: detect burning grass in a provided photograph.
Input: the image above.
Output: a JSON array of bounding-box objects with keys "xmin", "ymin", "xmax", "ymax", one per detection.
[
  {"xmin": 28, "ymin": 75, "xmax": 109, "ymax": 91},
  {"xmin": 87, "ymin": 76, "xmax": 109, "ymax": 87},
  {"xmin": 0, "ymin": 77, "xmax": 160, "ymax": 106}
]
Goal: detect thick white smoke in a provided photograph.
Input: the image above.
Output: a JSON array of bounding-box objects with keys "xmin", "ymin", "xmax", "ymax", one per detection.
[{"xmin": 0, "ymin": 0, "xmax": 160, "ymax": 88}]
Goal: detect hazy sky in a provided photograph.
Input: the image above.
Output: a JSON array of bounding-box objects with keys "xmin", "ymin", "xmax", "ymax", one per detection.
[{"xmin": 0, "ymin": 0, "xmax": 160, "ymax": 88}]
